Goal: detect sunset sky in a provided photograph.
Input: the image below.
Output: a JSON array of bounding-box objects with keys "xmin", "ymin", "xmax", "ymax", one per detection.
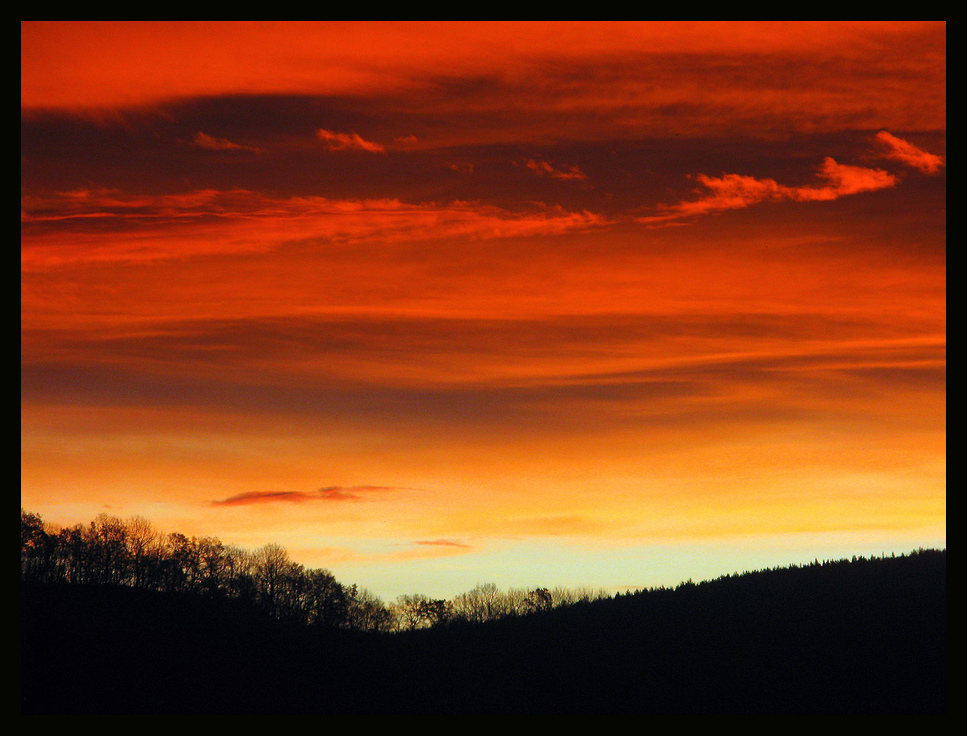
[{"xmin": 21, "ymin": 21, "xmax": 945, "ymax": 601}]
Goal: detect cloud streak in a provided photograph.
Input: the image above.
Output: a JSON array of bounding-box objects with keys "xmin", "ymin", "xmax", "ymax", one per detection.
[
  {"xmin": 317, "ymin": 128, "xmax": 385, "ymax": 153},
  {"xmin": 192, "ymin": 131, "xmax": 261, "ymax": 153},
  {"xmin": 414, "ymin": 539, "xmax": 472, "ymax": 548},
  {"xmin": 875, "ymin": 130, "xmax": 945, "ymax": 174},
  {"xmin": 641, "ymin": 131, "xmax": 944, "ymax": 226},
  {"xmin": 21, "ymin": 188, "xmax": 607, "ymax": 269},
  {"xmin": 211, "ymin": 485, "xmax": 402, "ymax": 506},
  {"xmin": 22, "ymin": 23, "xmax": 944, "ymax": 144},
  {"xmin": 642, "ymin": 156, "xmax": 899, "ymax": 225},
  {"xmin": 522, "ymin": 158, "xmax": 588, "ymax": 181}
]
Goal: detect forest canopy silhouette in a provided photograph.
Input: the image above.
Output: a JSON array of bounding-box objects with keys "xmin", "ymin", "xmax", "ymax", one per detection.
[
  {"xmin": 21, "ymin": 509, "xmax": 945, "ymax": 714},
  {"xmin": 19, "ymin": 509, "xmax": 606, "ymax": 632}
]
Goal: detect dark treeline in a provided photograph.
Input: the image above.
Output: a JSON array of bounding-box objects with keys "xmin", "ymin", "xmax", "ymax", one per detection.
[
  {"xmin": 20, "ymin": 508, "xmax": 390, "ymax": 631},
  {"xmin": 20, "ymin": 509, "xmax": 605, "ymax": 632},
  {"xmin": 21, "ymin": 509, "xmax": 945, "ymax": 714}
]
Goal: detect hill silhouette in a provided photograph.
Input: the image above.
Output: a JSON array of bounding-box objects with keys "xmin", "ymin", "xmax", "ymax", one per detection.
[{"xmin": 22, "ymin": 549, "xmax": 945, "ymax": 714}]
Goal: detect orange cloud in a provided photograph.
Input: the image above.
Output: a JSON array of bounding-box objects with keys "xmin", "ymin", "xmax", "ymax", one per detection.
[
  {"xmin": 523, "ymin": 159, "xmax": 588, "ymax": 181},
  {"xmin": 316, "ymin": 128, "xmax": 385, "ymax": 153},
  {"xmin": 21, "ymin": 23, "xmax": 944, "ymax": 144},
  {"xmin": 20, "ymin": 188, "xmax": 608, "ymax": 270},
  {"xmin": 192, "ymin": 131, "xmax": 261, "ymax": 153},
  {"xmin": 644, "ymin": 156, "xmax": 898, "ymax": 224},
  {"xmin": 791, "ymin": 158, "xmax": 898, "ymax": 200},
  {"xmin": 875, "ymin": 130, "xmax": 945, "ymax": 174}
]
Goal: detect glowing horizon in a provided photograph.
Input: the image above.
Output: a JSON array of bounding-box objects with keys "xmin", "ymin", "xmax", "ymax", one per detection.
[{"xmin": 21, "ymin": 22, "xmax": 945, "ymax": 601}]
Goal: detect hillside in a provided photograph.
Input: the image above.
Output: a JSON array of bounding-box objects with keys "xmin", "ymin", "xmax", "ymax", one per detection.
[{"xmin": 21, "ymin": 550, "xmax": 945, "ymax": 715}]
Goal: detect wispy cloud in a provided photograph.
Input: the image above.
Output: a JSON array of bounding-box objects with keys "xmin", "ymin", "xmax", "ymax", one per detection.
[
  {"xmin": 794, "ymin": 158, "xmax": 899, "ymax": 200},
  {"xmin": 21, "ymin": 188, "xmax": 608, "ymax": 269},
  {"xmin": 522, "ymin": 158, "xmax": 588, "ymax": 181},
  {"xmin": 641, "ymin": 131, "xmax": 944, "ymax": 227},
  {"xmin": 875, "ymin": 130, "xmax": 945, "ymax": 174},
  {"xmin": 414, "ymin": 539, "xmax": 472, "ymax": 548},
  {"xmin": 316, "ymin": 128, "xmax": 385, "ymax": 153},
  {"xmin": 191, "ymin": 131, "xmax": 261, "ymax": 153},
  {"xmin": 22, "ymin": 23, "xmax": 944, "ymax": 143},
  {"xmin": 642, "ymin": 156, "xmax": 898, "ymax": 225},
  {"xmin": 211, "ymin": 485, "xmax": 401, "ymax": 506}
]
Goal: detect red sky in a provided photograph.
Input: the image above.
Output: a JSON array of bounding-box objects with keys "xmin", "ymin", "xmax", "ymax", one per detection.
[{"xmin": 21, "ymin": 22, "xmax": 945, "ymax": 599}]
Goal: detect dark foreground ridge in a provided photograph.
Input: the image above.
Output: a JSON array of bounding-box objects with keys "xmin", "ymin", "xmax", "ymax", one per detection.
[{"xmin": 22, "ymin": 549, "xmax": 945, "ymax": 715}]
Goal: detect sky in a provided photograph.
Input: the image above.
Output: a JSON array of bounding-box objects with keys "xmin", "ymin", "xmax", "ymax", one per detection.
[{"xmin": 21, "ymin": 21, "xmax": 945, "ymax": 601}]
